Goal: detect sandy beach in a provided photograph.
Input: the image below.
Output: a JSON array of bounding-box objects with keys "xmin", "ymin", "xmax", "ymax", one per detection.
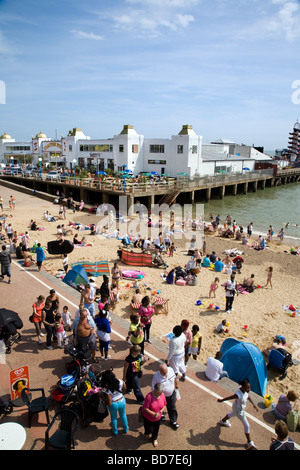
[{"xmin": 1, "ymin": 183, "xmax": 300, "ymax": 401}]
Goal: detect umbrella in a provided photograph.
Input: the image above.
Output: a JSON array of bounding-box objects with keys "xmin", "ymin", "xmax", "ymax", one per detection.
[
  {"xmin": 96, "ymin": 171, "xmax": 107, "ymax": 175},
  {"xmin": 0, "ymin": 308, "xmax": 21, "ymax": 326},
  {"xmin": 243, "ymin": 167, "xmax": 250, "ymax": 171},
  {"xmin": 124, "ymin": 169, "xmax": 133, "ymax": 173},
  {"xmin": 151, "ymin": 171, "xmax": 159, "ymax": 176},
  {"xmin": 177, "ymin": 172, "xmax": 188, "ymax": 176}
]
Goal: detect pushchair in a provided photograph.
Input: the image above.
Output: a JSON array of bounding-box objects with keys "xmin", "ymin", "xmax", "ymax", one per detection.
[
  {"xmin": 70, "ymin": 375, "xmax": 109, "ymax": 427},
  {"xmin": 0, "ymin": 308, "xmax": 23, "ymax": 354},
  {"xmin": 267, "ymin": 348, "xmax": 293, "ymax": 379},
  {"xmin": 51, "ymin": 359, "xmax": 82, "ymax": 405}
]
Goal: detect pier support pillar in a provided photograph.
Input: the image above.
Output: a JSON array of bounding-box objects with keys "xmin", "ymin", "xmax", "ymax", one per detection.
[
  {"xmin": 219, "ymin": 186, "xmax": 225, "ymax": 199},
  {"xmin": 205, "ymin": 188, "xmax": 211, "ymax": 202},
  {"xmin": 232, "ymin": 184, "xmax": 237, "ymax": 196},
  {"xmin": 128, "ymin": 195, "xmax": 135, "ymax": 216},
  {"xmin": 102, "ymin": 193, "xmax": 109, "ymax": 204},
  {"xmin": 190, "ymin": 191, "xmax": 195, "ymax": 204},
  {"xmin": 243, "ymin": 182, "xmax": 248, "ymax": 194},
  {"xmin": 252, "ymin": 181, "xmax": 257, "ymax": 192},
  {"xmin": 148, "ymin": 195, "xmax": 155, "ymax": 210}
]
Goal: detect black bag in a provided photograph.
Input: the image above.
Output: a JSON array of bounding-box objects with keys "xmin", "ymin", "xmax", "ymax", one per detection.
[{"xmin": 29, "ymin": 314, "xmax": 34, "ymax": 323}]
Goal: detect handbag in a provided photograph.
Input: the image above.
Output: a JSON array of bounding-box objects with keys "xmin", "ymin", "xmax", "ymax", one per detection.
[
  {"xmin": 286, "ymin": 410, "xmax": 299, "ymax": 432},
  {"xmin": 98, "ymin": 396, "xmax": 108, "ymax": 414},
  {"xmin": 138, "ymin": 406, "xmax": 144, "ymax": 423},
  {"xmin": 29, "ymin": 314, "xmax": 34, "ymax": 323}
]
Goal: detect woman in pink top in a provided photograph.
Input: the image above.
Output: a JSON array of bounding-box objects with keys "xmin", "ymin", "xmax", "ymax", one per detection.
[
  {"xmin": 142, "ymin": 383, "xmax": 166, "ymax": 447},
  {"xmin": 139, "ymin": 296, "xmax": 155, "ymax": 344}
]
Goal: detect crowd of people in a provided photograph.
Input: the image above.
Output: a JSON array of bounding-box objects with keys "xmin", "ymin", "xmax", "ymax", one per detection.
[{"xmin": 0, "ymin": 191, "xmax": 298, "ymax": 450}]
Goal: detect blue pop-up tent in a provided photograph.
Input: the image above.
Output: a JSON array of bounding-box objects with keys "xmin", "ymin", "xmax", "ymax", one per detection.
[
  {"xmin": 63, "ymin": 265, "xmax": 89, "ymax": 288},
  {"xmin": 220, "ymin": 338, "xmax": 268, "ymax": 396}
]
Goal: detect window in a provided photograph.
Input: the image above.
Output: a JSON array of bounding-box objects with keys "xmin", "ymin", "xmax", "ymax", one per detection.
[
  {"xmin": 119, "ymin": 145, "xmax": 124, "ymax": 152},
  {"xmin": 68, "ymin": 145, "xmax": 72, "ymax": 151},
  {"xmin": 177, "ymin": 145, "xmax": 183, "ymax": 154},
  {"xmin": 192, "ymin": 145, "xmax": 198, "ymax": 154},
  {"xmin": 132, "ymin": 144, "xmax": 138, "ymax": 153},
  {"xmin": 150, "ymin": 144, "xmax": 164, "ymax": 153}
]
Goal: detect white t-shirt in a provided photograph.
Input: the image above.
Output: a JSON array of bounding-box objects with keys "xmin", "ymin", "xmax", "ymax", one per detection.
[
  {"xmin": 107, "ymin": 379, "xmax": 124, "ymax": 402},
  {"xmin": 151, "ymin": 367, "xmax": 176, "ymax": 398},
  {"xmin": 167, "ymin": 333, "xmax": 186, "ymax": 361},
  {"xmin": 205, "ymin": 357, "xmax": 224, "ymax": 382},
  {"xmin": 225, "ymin": 279, "xmax": 236, "ymax": 297}
]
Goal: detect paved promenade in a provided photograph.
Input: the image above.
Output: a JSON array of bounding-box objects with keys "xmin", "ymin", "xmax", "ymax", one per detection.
[{"xmin": 0, "ymin": 258, "xmax": 299, "ymax": 454}]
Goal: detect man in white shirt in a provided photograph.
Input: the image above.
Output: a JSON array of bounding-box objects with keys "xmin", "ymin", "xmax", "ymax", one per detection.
[
  {"xmin": 225, "ymin": 274, "xmax": 236, "ymax": 313},
  {"xmin": 152, "ymin": 363, "xmax": 180, "ymax": 429},
  {"xmin": 166, "ymin": 325, "xmax": 187, "ymax": 381},
  {"xmin": 205, "ymin": 351, "xmax": 229, "ymax": 382}
]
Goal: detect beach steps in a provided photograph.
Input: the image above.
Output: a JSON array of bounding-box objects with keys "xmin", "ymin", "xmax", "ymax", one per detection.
[{"xmin": 158, "ymin": 190, "xmax": 181, "ymax": 206}]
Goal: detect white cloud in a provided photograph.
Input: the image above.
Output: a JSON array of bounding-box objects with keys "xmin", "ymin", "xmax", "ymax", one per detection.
[
  {"xmin": 71, "ymin": 30, "xmax": 104, "ymax": 41},
  {"xmin": 268, "ymin": 0, "xmax": 300, "ymax": 41}
]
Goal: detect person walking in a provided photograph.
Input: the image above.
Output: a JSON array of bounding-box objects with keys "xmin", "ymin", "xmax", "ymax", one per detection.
[
  {"xmin": 100, "ymin": 369, "xmax": 129, "ymax": 436},
  {"xmin": 42, "ymin": 299, "xmax": 57, "ymax": 349},
  {"xmin": 0, "ymin": 244, "xmax": 12, "ymax": 283},
  {"xmin": 35, "ymin": 243, "xmax": 45, "ymax": 272},
  {"xmin": 95, "ymin": 309, "xmax": 111, "ymax": 360},
  {"xmin": 141, "ymin": 383, "xmax": 167, "ymax": 448},
  {"xmin": 225, "ymin": 274, "xmax": 237, "ymax": 313},
  {"xmin": 218, "ymin": 378, "xmax": 259, "ymax": 449},
  {"xmin": 166, "ymin": 325, "xmax": 187, "ymax": 382},
  {"xmin": 32, "ymin": 295, "xmax": 45, "ymax": 344},
  {"xmin": 152, "ymin": 363, "xmax": 180, "ymax": 430},
  {"xmin": 123, "ymin": 344, "xmax": 146, "ymax": 404},
  {"xmin": 139, "ymin": 295, "xmax": 155, "ymax": 344}
]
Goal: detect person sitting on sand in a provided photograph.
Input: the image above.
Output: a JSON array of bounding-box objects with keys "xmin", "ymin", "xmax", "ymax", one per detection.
[
  {"xmin": 80, "ymin": 236, "xmax": 93, "ymax": 247},
  {"xmin": 264, "ymin": 335, "xmax": 287, "ymax": 357},
  {"xmin": 73, "ymin": 233, "xmax": 81, "ymax": 245},
  {"xmin": 242, "ymin": 274, "xmax": 256, "ymax": 292},
  {"xmin": 131, "ymin": 288, "xmax": 143, "ymax": 305}
]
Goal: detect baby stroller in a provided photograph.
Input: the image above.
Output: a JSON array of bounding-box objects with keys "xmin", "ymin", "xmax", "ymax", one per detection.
[
  {"xmin": 71, "ymin": 376, "xmax": 109, "ymax": 427},
  {"xmin": 51, "ymin": 359, "xmax": 82, "ymax": 405},
  {"xmin": 267, "ymin": 348, "xmax": 293, "ymax": 380},
  {"xmin": 152, "ymin": 253, "xmax": 167, "ymax": 268},
  {"xmin": 0, "ymin": 308, "xmax": 23, "ymax": 354}
]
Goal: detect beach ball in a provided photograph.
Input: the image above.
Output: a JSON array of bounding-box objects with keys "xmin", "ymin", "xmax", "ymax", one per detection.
[
  {"xmin": 126, "ymin": 283, "xmax": 130, "ymax": 287},
  {"xmin": 153, "ymin": 291, "xmax": 157, "ymax": 295},
  {"xmin": 157, "ymin": 290, "xmax": 161, "ymax": 294},
  {"xmin": 196, "ymin": 300, "xmax": 202, "ymax": 306}
]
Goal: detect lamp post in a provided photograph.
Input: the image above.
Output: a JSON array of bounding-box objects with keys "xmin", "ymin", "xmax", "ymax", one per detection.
[
  {"xmin": 10, "ymin": 156, "xmax": 14, "ymax": 175},
  {"xmin": 38, "ymin": 157, "xmax": 42, "ymax": 179}
]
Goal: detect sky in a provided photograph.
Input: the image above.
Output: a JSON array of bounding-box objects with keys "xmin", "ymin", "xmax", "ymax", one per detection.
[{"xmin": 0, "ymin": 0, "xmax": 300, "ymax": 149}]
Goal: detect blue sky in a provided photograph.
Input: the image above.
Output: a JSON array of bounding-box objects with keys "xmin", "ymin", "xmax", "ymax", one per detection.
[{"xmin": 0, "ymin": 0, "xmax": 299, "ymax": 149}]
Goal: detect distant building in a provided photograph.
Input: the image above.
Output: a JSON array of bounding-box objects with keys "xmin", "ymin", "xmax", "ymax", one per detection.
[
  {"xmin": 287, "ymin": 120, "xmax": 300, "ymax": 162},
  {"xmin": 0, "ymin": 124, "xmax": 273, "ymax": 177}
]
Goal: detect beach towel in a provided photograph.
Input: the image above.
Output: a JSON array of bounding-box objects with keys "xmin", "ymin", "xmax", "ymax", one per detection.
[
  {"xmin": 71, "ymin": 260, "xmax": 110, "ymax": 277},
  {"xmin": 161, "ymin": 332, "xmax": 175, "ymax": 344}
]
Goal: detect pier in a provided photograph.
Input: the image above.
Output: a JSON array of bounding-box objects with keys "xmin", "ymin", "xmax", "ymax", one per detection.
[{"xmin": 0, "ymin": 168, "xmax": 299, "ymax": 213}]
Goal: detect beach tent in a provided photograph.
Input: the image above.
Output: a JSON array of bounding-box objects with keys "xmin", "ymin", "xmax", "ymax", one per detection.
[
  {"xmin": 220, "ymin": 338, "xmax": 268, "ymax": 396},
  {"xmin": 63, "ymin": 265, "xmax": 89, "ymax": 288}
]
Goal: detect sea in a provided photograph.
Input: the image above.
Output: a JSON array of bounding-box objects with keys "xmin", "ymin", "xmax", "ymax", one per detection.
[{"xmin": 200, "ymin": 181, "xmax": 300, "ymax": 245}]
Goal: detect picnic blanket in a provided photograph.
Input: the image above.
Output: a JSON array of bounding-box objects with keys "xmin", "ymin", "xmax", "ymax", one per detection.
[
  {"xmin": 121, "ymin": 249, "xmax": 153, "ymax": 267},
  {"xmin": 71, "ymin": 260, "xmax": 110, "ymax": 277}
]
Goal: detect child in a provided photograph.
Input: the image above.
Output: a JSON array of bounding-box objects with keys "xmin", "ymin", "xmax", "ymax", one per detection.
[
  {"xmin": 188, "ymin": 325, "xmax": 202, "ymax": 360},
  {"xmin": 54, "ymin": 313, "xmax": 68, "ymax": 348},
  {"xmin": 169, "ymin": 242, "xmax": 175, "ymax": 257},
  {"xmin": 133, "ymin": 279, "xmax": 139, "ymax": 289},
  {"xmin": 217, "ymin": 320, "xmax": 227, "ymax": 334},
  {"xmin": 62, "ymin": 254, "xmax": 69, "ymax": 273},
  {"xmin": 62, "ymin": 305, "xmax": 72, "ymax": 332},
  {"xmin": 265, "ymin": 266, "xmax": 273, "ymax": 289},
  {"xmin": 209, "ymin": 277, "xmax": 219, "ymax": 298},
  {"xmin": 218, "ymin": 378, "xmax": 259, "ymax": 449},
  {"xmin": 270, "ymin": 420, "xmax": 295, "ymax": 450}
]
